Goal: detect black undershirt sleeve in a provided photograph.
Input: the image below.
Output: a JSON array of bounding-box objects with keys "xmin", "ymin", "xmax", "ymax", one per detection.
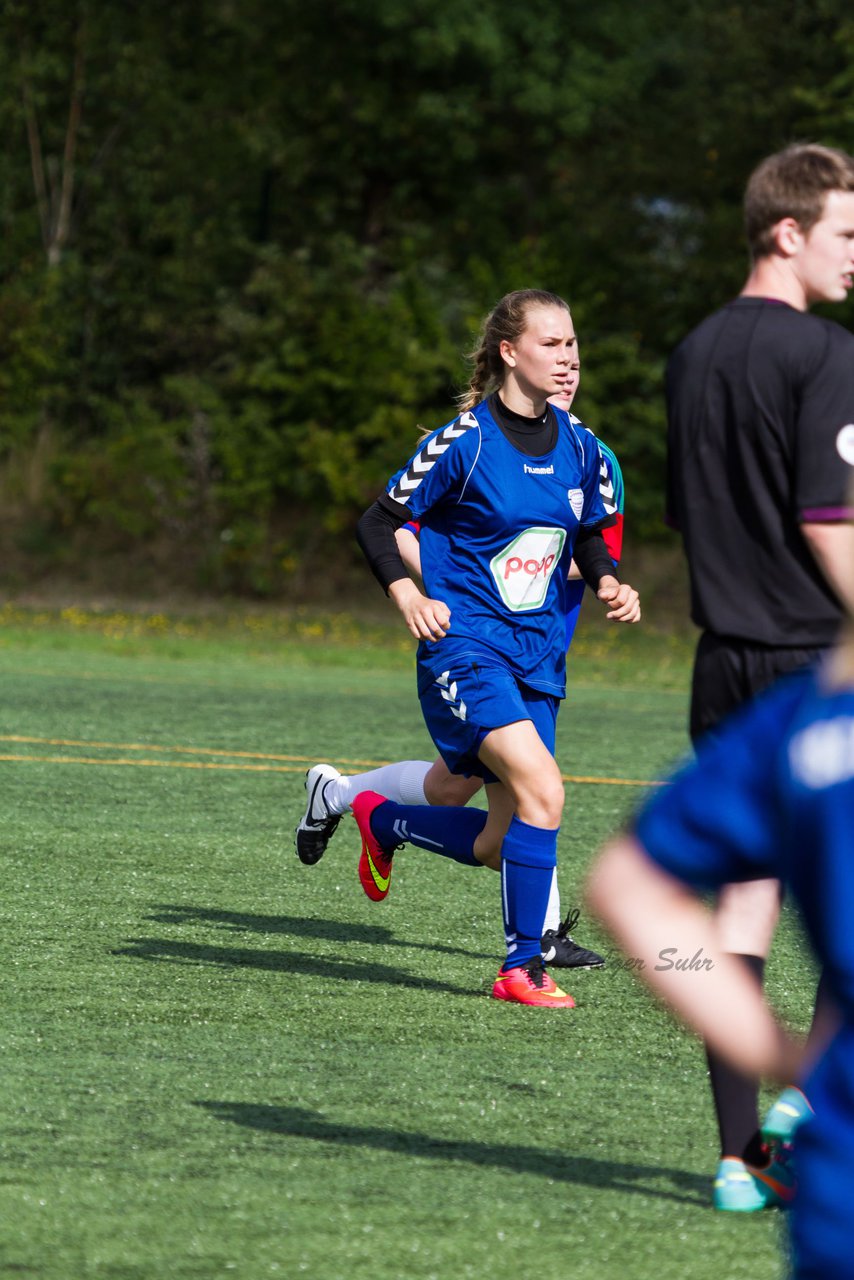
[
  {"xmin": 356, "ymin": 493, "xmax": 412, "ymax": 594},
  {"xmin": 573, "ymin": 525, "xmax": 619, "ymax": 591}
]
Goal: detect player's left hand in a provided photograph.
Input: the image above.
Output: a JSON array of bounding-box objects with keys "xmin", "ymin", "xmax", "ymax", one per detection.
[{"xmin": 597, "ymin": 576, "xmax": 641, "ymax": 624}]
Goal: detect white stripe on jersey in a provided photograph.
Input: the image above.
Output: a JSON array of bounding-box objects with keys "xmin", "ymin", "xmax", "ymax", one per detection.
[
  {"xmin": 598, "ymin": 456, "xmax": 617, "ymax": 514},
  {"xmin": 574, "ymin": 416, "xmax": 618, "ymax": 515},
  {"xmin": 388, "ymin": 411, "xmax": 479, "ymax": 505}
]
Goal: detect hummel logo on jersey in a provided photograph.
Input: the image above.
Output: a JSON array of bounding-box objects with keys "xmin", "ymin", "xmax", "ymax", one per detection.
[
  {"xmin": 524, "ymin": 463, "xmax": 555, "ymax": 475},
  {"xmin": 388, "ymin": 412, "xmax": 478, "ymax": 504}
]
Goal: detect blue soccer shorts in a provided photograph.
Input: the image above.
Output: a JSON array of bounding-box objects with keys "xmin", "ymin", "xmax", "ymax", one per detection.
[{"xmin": 418, "ymin": 652, "xmax": 559, "ymax": 783}]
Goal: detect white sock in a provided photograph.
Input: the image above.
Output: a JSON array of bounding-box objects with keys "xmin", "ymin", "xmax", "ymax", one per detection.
[
  {"xmin": 543, "ymin": 869, "xmax": 561, "ymax": 934},
  {"xmin": 324, "ymin": 760, "xmax": 432, "ymax": 814}
]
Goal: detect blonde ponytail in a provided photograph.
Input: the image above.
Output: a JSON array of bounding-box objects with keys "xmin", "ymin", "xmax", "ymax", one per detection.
[{"xmin": 457, "ymin": 342, "xmax": 496, "ymax": 412}]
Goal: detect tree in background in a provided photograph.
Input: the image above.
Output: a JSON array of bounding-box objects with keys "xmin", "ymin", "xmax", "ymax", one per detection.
[{"xmin": 0, "ymin": 0, "xmax": 851, "ymax": 594}]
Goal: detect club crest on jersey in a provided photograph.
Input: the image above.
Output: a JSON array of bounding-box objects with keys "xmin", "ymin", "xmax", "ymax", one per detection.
[
  {"xmin": 836, "ymin": 423, "xmax": 854, "ymax": 466},
  {"xmin": 490, "ymin": 526, "xmax": 566, "ymax": 612},
  {"xmin": 567, "ymin": 488, "xmax": 584, "ymax": 520},
  {"xmin": 789, "ymin": 716, "xmax": 854, "ymax": 788}
]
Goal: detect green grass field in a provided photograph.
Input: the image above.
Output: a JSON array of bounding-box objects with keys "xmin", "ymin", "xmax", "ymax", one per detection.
[{"xmin": 0, "ymin": 605, "xmax": 812, "ymax": 1279}]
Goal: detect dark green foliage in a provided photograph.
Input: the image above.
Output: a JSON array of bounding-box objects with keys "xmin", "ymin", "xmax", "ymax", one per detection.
[{"xmin": 0, "ymin": 2, "xmax": 852, "ymax": 590}]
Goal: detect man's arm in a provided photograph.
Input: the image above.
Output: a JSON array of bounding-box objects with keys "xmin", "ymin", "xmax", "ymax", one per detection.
[{"xmin": 801, "ymin": 521, "xmax": 854, "ymax": 611}]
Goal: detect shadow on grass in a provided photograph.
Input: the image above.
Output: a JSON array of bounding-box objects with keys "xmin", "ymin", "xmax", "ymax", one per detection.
[
  {"xmin": 112, "ymin": 936, "xmax": 475, "ymax": 996},
  {"xmin": 195, "ymin": 1101, "xmax": 708, "ymax": 1206},
  {"xmin": 144, "ymin": 902, "xmax": 495, "ymax": 961}
]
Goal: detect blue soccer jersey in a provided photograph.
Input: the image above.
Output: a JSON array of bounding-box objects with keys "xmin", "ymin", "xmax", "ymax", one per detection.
[
  {"xmin": 636, "ymin": 666, "xmax": 854, "ymax": 1016},
  {"xmin": 385, "ymin": 398, "xmax": 609, "ymax": 697}
]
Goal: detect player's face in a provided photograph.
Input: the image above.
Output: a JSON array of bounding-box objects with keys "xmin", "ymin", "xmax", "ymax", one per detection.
[
  {"xmin": 797, "ymin": 190, "xmax": 854, "ymax": 305},
  {"xmin": 500, "ymin": 306, "xmax": 577, "ymax": 403},
  {"xmin": 548, "ymin": 348, "xmax": 581, "ymax": 412}
]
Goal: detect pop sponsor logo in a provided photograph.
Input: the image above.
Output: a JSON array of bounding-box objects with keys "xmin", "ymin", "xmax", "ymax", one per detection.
[
  {"xmin": 836, "ymin": 423, "xmax": 854, "ymax": 466},
  {"xmin": 502, "ymin": 552, "xmax": 556, "ymax": 581},
  {"xmin": 490, "ymin": 526, "xmax": 566, "ymax": 611}
]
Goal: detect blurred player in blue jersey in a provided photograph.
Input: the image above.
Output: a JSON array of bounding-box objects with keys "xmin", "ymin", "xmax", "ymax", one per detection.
[
  {"xmin": 587, "ymin": 506, "xmax": 854, "ymax": 1276},
  {"xmin": 296, "ymin": 349, "xmax": 625, "ymax": 972},
  {"xmin": 351, "ymin": 289, "xmax": 639, "ymax": 1006}
]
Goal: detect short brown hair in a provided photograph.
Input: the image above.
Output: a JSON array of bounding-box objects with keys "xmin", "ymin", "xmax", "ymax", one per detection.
[{"xmin": 744, "ymin": 143, "xmax": 854, "ymax": 260}]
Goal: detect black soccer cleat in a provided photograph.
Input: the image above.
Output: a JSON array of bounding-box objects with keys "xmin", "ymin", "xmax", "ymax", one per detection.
[
  {"xmin": 541, "ymin": 908, "xmax": 605, "ymax": 969},
  {"xmin": 295, "ymin": 764, "xmax": 342, "ymax": 865}
]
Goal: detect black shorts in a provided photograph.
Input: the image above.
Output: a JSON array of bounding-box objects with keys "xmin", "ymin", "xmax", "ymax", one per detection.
[{"xmin": 689, "ymin": 631, "xmax": 826, "ymax": 745}]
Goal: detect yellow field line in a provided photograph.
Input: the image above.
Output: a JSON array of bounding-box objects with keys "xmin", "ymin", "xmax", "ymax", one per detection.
[
  {"xmin": 0, "ymin": 742, "xmax": 662, "ymax": 786},
  {"xmin": 0, "ymin": 753, "xmax": 299, "ymax": 773},
  {"xmin": 0, "ymin": 732, "xmax": 425, "ymax": 768},
  {"xmin": 563, "ymin": 774, "xmax": 663, "ymax": 787},
  {"xmin": 0, "ymin": 733, "xmax": 379, "ymax": 765}
]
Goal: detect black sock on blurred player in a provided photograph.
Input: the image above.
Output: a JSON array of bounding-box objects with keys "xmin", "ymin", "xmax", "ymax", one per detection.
[{"xmin": 705, "ymin": 954, "xmax": 767, "ymax": 1164}]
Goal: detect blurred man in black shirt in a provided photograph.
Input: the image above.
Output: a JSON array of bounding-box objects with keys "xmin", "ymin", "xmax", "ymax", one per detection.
[{"xmin": 666, "ymin": 143, "xmax": 854, "ymax": 1211}]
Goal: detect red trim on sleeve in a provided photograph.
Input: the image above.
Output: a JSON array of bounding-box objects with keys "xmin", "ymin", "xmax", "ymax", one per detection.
[{"xmin": 602, "ymin": 514, "xmax": 624, "ymax": 563}]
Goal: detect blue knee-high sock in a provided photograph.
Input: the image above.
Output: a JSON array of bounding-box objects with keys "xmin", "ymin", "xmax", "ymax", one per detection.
[
  {"xmin": 500, "ymin": 817, "xmax": 558, "ymax": 971},
  {"xmin": 370, "ymin": 800, "xmax": 486, "ymax": 866}
]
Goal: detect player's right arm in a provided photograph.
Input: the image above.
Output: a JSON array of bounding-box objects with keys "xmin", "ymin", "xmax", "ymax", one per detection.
[
  {"xmin": 356, "ymin": 417, "xmax": 477, "ymax": 643},
  {"xmin": 388, "ymin": 577, "xmax": 450, "ymax": 642},
  {"xmin": 356, "ymin": 497, "xmax": 450, "ymax": 642}
]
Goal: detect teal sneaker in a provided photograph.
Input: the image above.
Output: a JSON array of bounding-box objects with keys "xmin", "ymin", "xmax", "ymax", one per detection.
[
  {"xmin": 762, "ymin": 1086, "xmax": 813, "ymax": 1145},
  {"xmin": 712, "ymin": 1152, "xmax": 797, "ymax": 1212},
  {"xmin": 713, "ymin": 1158, "xmax": 767, "ymax": 1212}
]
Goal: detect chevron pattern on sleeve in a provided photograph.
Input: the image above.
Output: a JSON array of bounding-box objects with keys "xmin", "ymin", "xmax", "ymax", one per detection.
[
  {"xmin": 595, "ymin": 439, "xmax": 624, "ymax": 517},
  {"xmin": 388, "ymin": 412, "xmax": 479, "ymax": 505},
  {"xmin": 599, "ymin": 454, "xmax": 617, "ymax": 515}
]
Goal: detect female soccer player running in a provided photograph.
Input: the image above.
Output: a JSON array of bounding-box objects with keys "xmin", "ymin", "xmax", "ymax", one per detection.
[
  {"xmin": 296, "ymin": 345, "xmax": 625, "ymax": 971},
  {"xmin": 354, "ymin": 289, "xmax": 639, "ymax": 1006}
]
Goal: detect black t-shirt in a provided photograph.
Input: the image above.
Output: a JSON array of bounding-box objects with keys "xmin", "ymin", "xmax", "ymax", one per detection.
[{"xmin": 666, "ymin": 297, "xmax": 854, "ymax": 646}]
